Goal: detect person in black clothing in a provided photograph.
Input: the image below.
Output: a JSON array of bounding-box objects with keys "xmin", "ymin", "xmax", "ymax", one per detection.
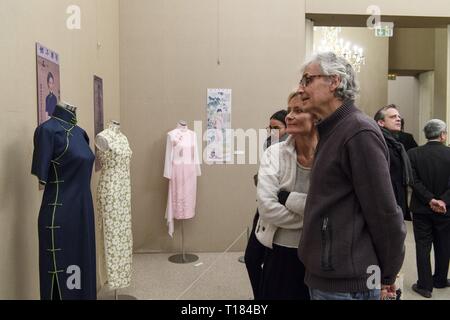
[
  {"xmin": 244, "ymin": 107, "xmax": 288, "ymax": 300},
  {"xmin": 407, "ymin": 119, "xmax": 450, "ymax": 298},
  {"xmin": 398, "ymin": 118, "xmax": 418, "ymax": 152},
  {"xmin": 374, "ymin": 104, "xmax": 414, "ymax": 221}
]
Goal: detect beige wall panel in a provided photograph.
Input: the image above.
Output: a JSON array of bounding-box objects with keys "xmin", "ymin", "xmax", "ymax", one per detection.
[
  {"xmin": 434, "ymin": 28, "xmax": 448, "ymax": 121},
  {"xmin": 0, "ymin": 0, "xmax": 120, "ymax": 299},
  {"xmin": 120, "ymin": 0, "xmax": 306, "ymax": 253},
  {"xmin": 419, "ymin": 71, "xmax": 435, "ymax": 145},
  {"xmin": 388, "ymin": 77, "xmax": 421, "ymax": 142},
  {"xmin": 389, "ymin": 28, "xmax": 435, "ymax": 72}
]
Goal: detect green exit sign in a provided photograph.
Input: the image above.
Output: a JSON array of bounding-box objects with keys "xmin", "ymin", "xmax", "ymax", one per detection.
[{"xmin": 375, "ymin": 22, "xmax": 394, "ymax": 37}]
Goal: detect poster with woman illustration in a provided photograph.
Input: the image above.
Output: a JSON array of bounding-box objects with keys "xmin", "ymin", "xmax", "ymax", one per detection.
[
  {"xmin": 36, "ymin": 43, "xmax": 61, "ymax": 125},
  {"xmin": 206, "ymin": 89, "xmax": 232, "ymax": 163}
]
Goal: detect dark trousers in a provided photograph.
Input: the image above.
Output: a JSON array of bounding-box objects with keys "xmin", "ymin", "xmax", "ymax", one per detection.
[
  {"xmin": 259, "ymin": 243, "xmax": 310, "ymax": 300},
  {"xmin": 244, "ymin": 211, "xmax": 266, "ymax": 300},
  {"xmin": 412, "ymin": 213, "xmax": 450, "ymax": 291}
]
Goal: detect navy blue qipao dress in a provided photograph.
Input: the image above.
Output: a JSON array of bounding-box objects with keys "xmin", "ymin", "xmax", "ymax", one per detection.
[{"xmin": 32, "ymin": 106, "xmax": 97, "ymax": 300}]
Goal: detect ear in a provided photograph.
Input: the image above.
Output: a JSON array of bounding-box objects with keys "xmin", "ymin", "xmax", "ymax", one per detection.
[
  {"xmin": 328, "ymin": 75, "xmax": 341, "ymax": 92},
  {"xmin": 377, "ymin": 120, "xmax": 385, "ymax": 127}
]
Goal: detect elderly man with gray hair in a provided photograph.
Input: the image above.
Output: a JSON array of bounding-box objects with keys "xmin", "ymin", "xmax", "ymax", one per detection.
[
  {"xmin": 407, "ymin": 119, "xmax": 450, "ymax": 298},
  {"xmin": 297, "ymin": 52, "xmax": 406, "ymax": 300}
]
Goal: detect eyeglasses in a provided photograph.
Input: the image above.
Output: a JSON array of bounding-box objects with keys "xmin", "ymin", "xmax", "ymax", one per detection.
[{"xmin": 299, "ymin": 74, "xmax": 331, "ymax": 87}]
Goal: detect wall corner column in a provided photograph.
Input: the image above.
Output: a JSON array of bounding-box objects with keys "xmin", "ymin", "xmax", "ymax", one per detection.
[{"xmin": 305, "ymin": 19, "xmax": 314, "ymax": 59}]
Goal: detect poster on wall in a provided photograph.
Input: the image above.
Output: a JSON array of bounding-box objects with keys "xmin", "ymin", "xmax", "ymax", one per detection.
[
  {"xmin": 206, "ymin": 89, "xmax": 232, "ymax": 163},
  {"xmin": 94, "ymin": 75, "xmax": 104, "ymax": 172},
  {"xmin": 36, "ymin": 43, "xmax": 61, "ymax": 125}
]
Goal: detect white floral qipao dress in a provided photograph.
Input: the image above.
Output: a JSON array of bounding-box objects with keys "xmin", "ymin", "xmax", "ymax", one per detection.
[{"xmin": 96, "ymin": 126, "xmax": 133, "ymax": 290}]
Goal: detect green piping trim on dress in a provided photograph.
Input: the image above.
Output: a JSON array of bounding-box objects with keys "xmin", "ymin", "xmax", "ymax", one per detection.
[
  {"xmin": 50, "ymin": 275, "xmax": 55, "ymax": 300},
  {"xmin": 54, "ymin": 127, "xmax": 73, "ymax": 162},
  {"xmin": 51, "ymin": 115, "xmax": 77, "ymax": 126},
  {"xmin": 49, "ymin": 161, "xmax": 62, "ymax": 300},
  {"xmin": 50, "ymin": 180, "xmax": 65, "ymax": 184},
  {"xmin": 48, "ymin": 270, "xmax": 64, "ymax": 274},
  {"xmin": 46, "ymin": 119, "xmax": 75, "ymax": 301}
]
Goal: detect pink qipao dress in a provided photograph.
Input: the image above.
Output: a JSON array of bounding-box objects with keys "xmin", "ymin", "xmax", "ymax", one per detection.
[{"xmin": 164, "ymin": 127, "xmax": 202, "ymax": 237}]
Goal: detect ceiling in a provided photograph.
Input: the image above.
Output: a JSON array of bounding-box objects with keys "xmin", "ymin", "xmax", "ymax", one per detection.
[
  {"xmin": 306, "ymin": 14, "xmax": 450, "ymax": 28},
  {"xmin": 389, "ymin": 69, "xmax": 432, "ymax": 77}
]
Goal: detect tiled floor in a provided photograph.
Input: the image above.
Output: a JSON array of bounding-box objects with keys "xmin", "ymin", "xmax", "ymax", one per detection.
[{"xmin": 98, "ymin": 221, "xmax": 449, "ymax": 300}]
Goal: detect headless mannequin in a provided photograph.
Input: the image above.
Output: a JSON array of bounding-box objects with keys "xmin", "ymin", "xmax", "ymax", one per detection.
[{"xmin": 96, "ymin": 121, "xmax": 120, "ymax": 151}]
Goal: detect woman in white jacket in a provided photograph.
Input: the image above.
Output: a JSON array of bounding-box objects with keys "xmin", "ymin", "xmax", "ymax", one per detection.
[{"xmin": 256, "ymin": 92, "xmax": 318, "ymax": 300}]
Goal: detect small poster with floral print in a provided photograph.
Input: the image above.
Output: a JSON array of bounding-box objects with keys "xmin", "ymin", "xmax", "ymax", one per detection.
[{"xmin": 206, "ymin": 89, "xmax": 232, "ymax": 163}]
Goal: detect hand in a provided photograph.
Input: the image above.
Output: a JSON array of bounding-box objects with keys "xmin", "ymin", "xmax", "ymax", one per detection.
[
  {"xmin": 429, "ymin": 199, "xmax": 443, "ymax": 213},
  {"xmin": 380, "ymin": 284, "xmax": 397, "ymax": 300},
  {"xmin": 429, "ymin": 199, "xmax": 446, "ymax": 214},
  {"xmin": 435, "ymin": 200, "xmax": 447, "ymax": 213},
  {"xmin": 278, "ymin": 190, "xmax": 290, "ymax": 206}
]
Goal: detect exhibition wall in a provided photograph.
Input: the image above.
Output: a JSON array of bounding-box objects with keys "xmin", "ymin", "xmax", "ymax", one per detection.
[
  {"xmin": 388, "ymin": 77, "xmax": 421, "ymax": 143},
  {"xmin": 434, "ymin": 29, "xmax": 448, "ymax": 122},
  {"xmin": 119, "ymin": 0, "xmax": 307, "ymax": 253},
  {"xmin": 389, "ymin": 28, "xmax": 435, "ymax": 72},
  {"xmin": 0, "ymin": 0, "xmax": 120, "ymax": 299}
]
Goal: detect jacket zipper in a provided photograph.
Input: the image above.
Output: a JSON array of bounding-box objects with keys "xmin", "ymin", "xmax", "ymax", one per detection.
[{"xmin": 321, "ymin": 216, "xmax": 334, "ymax": 271}]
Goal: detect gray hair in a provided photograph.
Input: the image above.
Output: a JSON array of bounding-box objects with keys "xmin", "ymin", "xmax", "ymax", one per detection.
[
  {"xmin": 302, "ymin": 52, "xmax": 360, "ymax": 101},
  {"xmin": 424, "ymin": 119, "xmax": 447, "ymax": 140}
]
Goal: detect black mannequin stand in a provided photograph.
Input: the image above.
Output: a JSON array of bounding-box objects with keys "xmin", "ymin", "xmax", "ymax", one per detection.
[{"xmin": 238, "ymin": 226, "xmax": 250, "ymax": 263}]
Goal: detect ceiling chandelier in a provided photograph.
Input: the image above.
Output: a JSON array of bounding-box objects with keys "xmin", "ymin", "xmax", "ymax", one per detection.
[{"xmin": 314, "ymin": 27, "xmax": 366, "ymax": 73}]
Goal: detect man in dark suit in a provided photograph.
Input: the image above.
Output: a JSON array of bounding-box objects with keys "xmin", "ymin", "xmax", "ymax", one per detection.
[
  {"xmin": 375, "ymin": 105, "xmax": 414, "ymax": 221},
  {"xmin": 407, "ymin": 119, "xmax": 450, "ymax": 298}
]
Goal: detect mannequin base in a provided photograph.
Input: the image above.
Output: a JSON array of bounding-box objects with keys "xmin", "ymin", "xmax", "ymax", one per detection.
[
  {"xmin": 168, "ymin": 253, "xmax": 199, "ymax": 264},
  {"xmin": 115, "ymin": 294, "xmax": 138, "ymax": 300}
]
